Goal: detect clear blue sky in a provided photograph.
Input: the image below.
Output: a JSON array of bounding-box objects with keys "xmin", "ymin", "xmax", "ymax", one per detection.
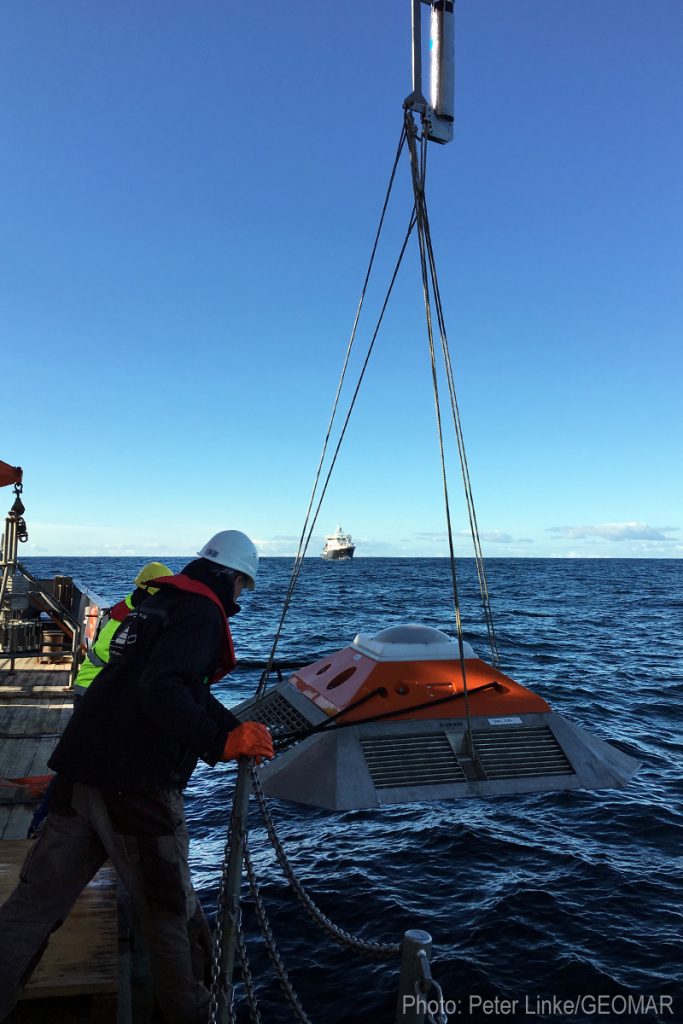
[{"xmin": 2, "ymin": 1, "xmax": 681, "ymax": 558}]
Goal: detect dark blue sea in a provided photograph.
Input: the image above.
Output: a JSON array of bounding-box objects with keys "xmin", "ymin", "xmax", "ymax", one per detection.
[{"xmin": 23, "ymin": 557, "xmax": 683, "ymax": 1023}]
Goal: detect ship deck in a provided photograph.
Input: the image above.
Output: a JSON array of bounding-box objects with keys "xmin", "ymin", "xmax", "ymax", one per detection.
[{"xmin": 0, "ymin": 659, "xmax": 123, "ymax": 1023}]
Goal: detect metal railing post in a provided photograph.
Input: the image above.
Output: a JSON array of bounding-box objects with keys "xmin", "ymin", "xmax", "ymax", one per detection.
[
  {"xmin": 395, "ymin": 928, "xmax": 433, "ymax": 1023},
  {"xmin": 0, "ymin": 515, "xmax": 17, "ymax": 609}
]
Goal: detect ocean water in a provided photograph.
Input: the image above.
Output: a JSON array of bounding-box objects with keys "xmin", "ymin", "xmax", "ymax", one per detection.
[{"xmin": 22, "ymin": 557, "xmax": 683, "ymax": 1023}]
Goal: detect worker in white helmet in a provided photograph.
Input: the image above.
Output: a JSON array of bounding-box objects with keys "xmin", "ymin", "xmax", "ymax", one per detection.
[{"xmin": 0, "ymin": 531, "xmax": 273, "ymax": 1024}]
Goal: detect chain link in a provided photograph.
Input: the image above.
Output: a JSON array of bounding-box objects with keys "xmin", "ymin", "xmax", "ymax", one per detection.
[
  {"xmin": 251, "ymin": 768, "xmax": 401, "ymax": 960},
  {"xmin": 209, "ymin": 826, "xmax": 239, "ymax": 1024},
  {"xmin": 235, "ymin": 905, "xmax": 261, "ymax": 1024},
  {"xmin": 243, "ymin": 835, "xmax": 314, "ymax": 1024}
]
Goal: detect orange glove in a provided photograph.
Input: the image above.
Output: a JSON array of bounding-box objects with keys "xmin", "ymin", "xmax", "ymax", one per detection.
[{"xmin": 222, "ymin": 722, "xmax": 274, "ymax": 763}]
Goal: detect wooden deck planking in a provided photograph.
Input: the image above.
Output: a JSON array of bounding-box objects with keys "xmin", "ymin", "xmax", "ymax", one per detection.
[
  {"xmin": 3, "ymin": 804, "xmax": 30, "ymax": 842},
  {"xmin": 1, "ymin": 666, "xmax": 122, "ymax": 1016},
  {"xmin": 0, "ymin": 660, "xmax": 73, "ymax": 698},
  {"xmin": 0, "ymin": 841, "xmax": 118, "ymax": 999},
  {"xmin": 0, "ymin": 695, "xmax": 72, "ymax": 840},
  {"xmin": 0, "ymin": 688, "xmax": 71, "ymax": 842}
]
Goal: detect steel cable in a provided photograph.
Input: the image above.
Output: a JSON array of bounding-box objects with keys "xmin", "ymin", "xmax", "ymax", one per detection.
[
  {"xmin": 418, "ymin": 161, "xmax": 500, "ymax": 666},
  {"xmin": 404, "ymin": 111, "xmax": 476, "ymax": 750},
  {"xmin": 256, "ymin": 125, "xmax": 407, "ymax": 699}
]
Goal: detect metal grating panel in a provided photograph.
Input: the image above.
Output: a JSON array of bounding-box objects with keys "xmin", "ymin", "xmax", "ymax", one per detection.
[
  {"xmin": 473, "ymin": 726, "xmax": 574, "ymax": 779},
  {"xmin": 239, "ymin": 691, "xmax": 311, "ymax": 738},
  {"xmin": 362, "ymin": 734, "xmax": 466, "ymax": 790}
]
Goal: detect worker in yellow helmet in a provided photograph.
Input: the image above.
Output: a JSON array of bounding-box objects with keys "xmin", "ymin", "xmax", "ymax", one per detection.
[{"xmin": 72, "ymin": 561, "xmax": 173, "ymax": 700}]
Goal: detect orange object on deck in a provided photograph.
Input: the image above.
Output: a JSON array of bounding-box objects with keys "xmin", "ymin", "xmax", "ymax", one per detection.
[
  {"xmin": 0, "ymin": 775, "xmax": 54, "ymax": 799},
  {"xmin": 0, "ymin": 460, "xmax": 23, "ymax": 488}
]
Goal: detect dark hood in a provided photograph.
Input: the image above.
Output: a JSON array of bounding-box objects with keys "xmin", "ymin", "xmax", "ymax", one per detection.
[{"xmin": 180, "ymin": 559, "xmax": 241, "ymax": 618}]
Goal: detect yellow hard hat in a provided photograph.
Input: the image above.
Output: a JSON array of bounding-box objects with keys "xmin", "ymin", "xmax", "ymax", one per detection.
[{"xmin": 134, "ymin": 561, "xmax": 173, "ymax": 594}]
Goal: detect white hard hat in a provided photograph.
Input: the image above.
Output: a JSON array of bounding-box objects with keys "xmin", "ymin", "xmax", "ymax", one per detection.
[{"xmin": 198, "ymin": 530, "xmax": 259, "ymax": 589}]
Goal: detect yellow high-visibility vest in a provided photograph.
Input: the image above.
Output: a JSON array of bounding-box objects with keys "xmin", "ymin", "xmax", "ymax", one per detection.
[{"xmin": 72, "ymin": 593, "xmax": 134, "ymax": 694}]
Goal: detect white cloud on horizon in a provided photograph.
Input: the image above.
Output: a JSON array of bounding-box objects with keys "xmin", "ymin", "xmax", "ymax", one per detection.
[
  {"xmin": 548, "ymin": 522, "xmax": 678, "ymax": 543},
  {"xmin": 19, "ymin": 522, "xmax": 683, "ymax": 559},
  {"xmin": 414, "ymin": 529, "xmax": 533, "ymax": 545},
  {"xmin": 252, "ymin": 536, "xmax": 315, "ymax": 556}
]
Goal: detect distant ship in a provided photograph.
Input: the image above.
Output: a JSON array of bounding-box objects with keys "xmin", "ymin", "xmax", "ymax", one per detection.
[{"xmin": 321, "ymin": 525, "xmax": 355, "ymax": 560}]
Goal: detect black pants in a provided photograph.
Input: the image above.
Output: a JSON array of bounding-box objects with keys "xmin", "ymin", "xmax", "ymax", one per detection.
[{"xmin": 0, "ymin": 780, "xmax": 212, "ymax": 1024}]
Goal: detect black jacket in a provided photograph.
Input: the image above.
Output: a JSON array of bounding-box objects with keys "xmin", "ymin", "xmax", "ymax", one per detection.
[{"xmin": 49, "ymin": 562, "xmax": 241, "ymax": 792}]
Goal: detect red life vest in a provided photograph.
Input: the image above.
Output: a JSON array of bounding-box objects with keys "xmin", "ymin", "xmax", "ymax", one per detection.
[
  {"xmin": 109, "ymin": 594, "xmax": 135, "ymax": 622},
  {"xmin": 150, "ymin": 574, "xmax": 237, "ymax": 682}
]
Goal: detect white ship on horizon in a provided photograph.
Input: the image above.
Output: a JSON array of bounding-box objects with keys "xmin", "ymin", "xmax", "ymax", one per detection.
[{"xmin": 321, "ymin": 525, "xmax": 355, "ymax": 560}]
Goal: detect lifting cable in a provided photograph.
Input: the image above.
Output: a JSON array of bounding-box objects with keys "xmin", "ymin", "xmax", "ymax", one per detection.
[
  {"xmin": 404, "ymin": 108, "xmax": 499, "ymax": 662},
  {"xmin": 404, "ymin": 110, "xmax": 476, "ymax": 756},
  {"xmin": 415, "ymin": 133, "xmax": 500, "ymax": 668},
  {"xmin": 257, "ymin": 113, "xmax": 500, "ymax": 703},
  {"xmin": 255, "ymin": 124, "xmax": 412, "ymax": 699}
]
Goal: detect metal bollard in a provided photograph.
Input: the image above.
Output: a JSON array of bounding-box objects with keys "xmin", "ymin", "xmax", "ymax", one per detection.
[{"xmin": 395, "ymin": 928, "xmax": 433, "ymax": 1024}]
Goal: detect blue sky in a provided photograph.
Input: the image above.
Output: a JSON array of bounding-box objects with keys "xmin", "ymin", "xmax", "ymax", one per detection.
[{"xmin": 2, "ymin": 1, "xmax": 681, "ymax": 559}]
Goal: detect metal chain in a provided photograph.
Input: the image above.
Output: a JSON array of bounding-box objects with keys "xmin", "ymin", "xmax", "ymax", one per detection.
[
  {"xmin": 416, "ymin": 950, "xmax": 449, "ymax": 1024},
  {"xmin": 235, "ymin": 905, "xmax": 262, "ymax": 1024},
  {"xmin": 251, "ymin": 768, "xmax": 401, "ymax": 960},
  {"xmin": 209, "ymin": 825, "xmax": 237, "ymax": 1024},
  {"xmin": 243, "ymin": 835, "xmax": 314, "ymax": 1024}
]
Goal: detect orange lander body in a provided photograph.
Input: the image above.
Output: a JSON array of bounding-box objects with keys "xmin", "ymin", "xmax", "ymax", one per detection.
[{"xmin": 289, "ymin": 624, "xmax": 549, "ymax": 724}]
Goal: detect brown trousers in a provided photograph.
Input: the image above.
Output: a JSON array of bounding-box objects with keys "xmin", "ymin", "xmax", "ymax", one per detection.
[{"xmin": 0, "ymin": 780, "xmax": 212, "ymax": 1024}]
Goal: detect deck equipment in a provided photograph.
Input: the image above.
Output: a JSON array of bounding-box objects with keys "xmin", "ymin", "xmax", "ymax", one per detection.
[{"xmin": 0, "ymin": 461, "xmax": 102, "ymax": 682}]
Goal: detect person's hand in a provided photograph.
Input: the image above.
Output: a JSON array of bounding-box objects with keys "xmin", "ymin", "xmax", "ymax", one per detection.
[{"xmin": 222, "ymin": 722, "xmax": 274, "ymax": 763}]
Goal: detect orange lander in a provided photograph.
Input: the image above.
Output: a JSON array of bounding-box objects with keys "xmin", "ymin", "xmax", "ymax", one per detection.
[
  {"xmin": 241, "ymin": 623, "xmax": 640, "ymax": 810},
  {"xmin": 290, "ymin": 625, "xmax": 548, "ymax": 724}
]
